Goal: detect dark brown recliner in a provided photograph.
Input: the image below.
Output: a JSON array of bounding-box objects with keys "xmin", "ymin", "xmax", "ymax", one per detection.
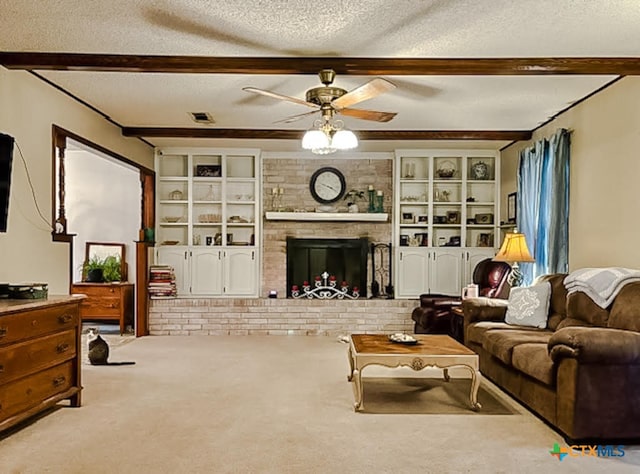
[{"xmin": 411, "ymin": 258, "xmax": 512, "ymax": 340}]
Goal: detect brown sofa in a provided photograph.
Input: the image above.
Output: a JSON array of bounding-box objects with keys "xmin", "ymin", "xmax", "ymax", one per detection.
[{"xmin": 462, "ymin": 273, "xmax": 640, "ymax": 442}]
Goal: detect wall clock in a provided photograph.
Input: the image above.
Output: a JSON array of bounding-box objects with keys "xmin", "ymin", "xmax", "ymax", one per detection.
[{"xmin": 309, "ymin": 167, "xmax": 346, "ymax": 204}]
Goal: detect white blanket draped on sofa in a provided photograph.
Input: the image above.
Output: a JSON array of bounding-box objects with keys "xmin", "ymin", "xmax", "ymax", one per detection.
[{"xmin": 563, "ymin": 267, "xmax": 640, "ymax": 309}]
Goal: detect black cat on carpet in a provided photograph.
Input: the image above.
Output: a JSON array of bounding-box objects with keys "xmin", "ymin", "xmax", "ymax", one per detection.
[{"xmin": 86, "ymin": 328, "xmax": 135, "ymax": 366}]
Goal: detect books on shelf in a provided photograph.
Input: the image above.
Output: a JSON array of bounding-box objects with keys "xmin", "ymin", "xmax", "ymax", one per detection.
[{"xmin": 148, "ymin": 265, "xmax": 177, "ymax": 298}]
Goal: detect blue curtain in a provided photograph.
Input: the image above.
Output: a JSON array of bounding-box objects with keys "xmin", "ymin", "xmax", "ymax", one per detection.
[{"xmin": 517, "ymin": 128, "xmax": 570, "ymax": 285}]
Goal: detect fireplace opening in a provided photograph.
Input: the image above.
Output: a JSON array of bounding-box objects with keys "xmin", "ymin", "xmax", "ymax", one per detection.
[{"xmin": 286, "ymin": 237, "xmax": 368, "ymax": 298}]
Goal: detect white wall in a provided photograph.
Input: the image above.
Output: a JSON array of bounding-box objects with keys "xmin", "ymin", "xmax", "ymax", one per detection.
[
  {"xmin": 0, "ymin": 67, "xmax": 153, "ymax": 294},
  {"xmin": 66, "ymin": 149, "xmax": 141, "ymax": 283},
  {"xmin": 501, "ymin": 76, "xmax": 640, "ymax": 270}
]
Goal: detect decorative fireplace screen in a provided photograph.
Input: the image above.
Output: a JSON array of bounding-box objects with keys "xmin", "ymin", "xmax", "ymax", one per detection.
[{"xmin": 286, "ymin": 237, "xmax": 368, "ymax": 298}]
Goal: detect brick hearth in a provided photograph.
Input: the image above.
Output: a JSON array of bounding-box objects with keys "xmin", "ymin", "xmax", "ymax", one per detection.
[{"xmin": 149, "ymin": 298, "xmax": 416, "ymax": 336}]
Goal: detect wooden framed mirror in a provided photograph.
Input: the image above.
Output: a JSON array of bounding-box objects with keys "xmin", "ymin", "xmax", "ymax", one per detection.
[{"xmin": 84, "ymin": 241, "xmax": 128, "ymax": 282}]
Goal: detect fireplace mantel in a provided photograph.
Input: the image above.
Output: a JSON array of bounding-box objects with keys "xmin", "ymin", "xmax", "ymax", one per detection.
[{"xmin": 265, "ymin": 212, "xmax": 388, "ymax": 222}]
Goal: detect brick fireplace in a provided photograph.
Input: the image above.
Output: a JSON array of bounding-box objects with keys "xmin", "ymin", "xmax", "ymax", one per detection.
[{"xmin": 286, "ymin": 237, "xmax": 369, "ymax": 298}]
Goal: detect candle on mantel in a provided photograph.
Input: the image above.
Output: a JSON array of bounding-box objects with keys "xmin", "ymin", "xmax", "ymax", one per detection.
[
  {"xmin": 272, "ymin": 187, "xmax": 278, "ymax": 195},
  {"xmin": 377, "ymin": 190, "xmax": 383, "ymax": 196},
  {"xmin": 303, "ymin": 281, "xmax": 309, "ymax": 287},
  {"xmin": 292, "ymin": 285, "xmax": 299, "ymax": 291},
  {"xmin": 368, "ymin": 184, "xmax": 374, "ymax": 191},
  {"xmin": 278, "ymin": 188, "xmax": 284, "ymax": 195}
]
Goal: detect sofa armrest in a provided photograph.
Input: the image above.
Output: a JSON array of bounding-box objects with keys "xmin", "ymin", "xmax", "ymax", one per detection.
[
  {"xmin": 549, "ymin": 327, "xmax": 640, "ymax": 364},
  {"xmin": 461, "ymin": 297, "xmax": 508, "ymax": 325}
]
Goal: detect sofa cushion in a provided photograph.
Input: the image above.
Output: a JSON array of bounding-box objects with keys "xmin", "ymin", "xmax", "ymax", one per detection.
[
  {"xmin": 555, "ymin": 317, "xmax": 593, "ymax": 330},
  {"xmin": 505, "ymin": 282, "xmax": 551, "ymax": 328},
  {"xmin": 466, "ymin": 321, "xmax": 544, "ymax": 345},
  {"xmin": 535, "ymin": 273, "xmax": 568, "ymax": 330},
  {"xmin": 608, "ymin": 282, "xmax": 640, "ymax": 332},
  {"xmin": 482, "ymin": 329, "xmax": 553, "ymax": 365},
  {"xmin": 511, "ymin": 343, "xmax": 555, "ymax": 386},
  {"xmin": 566, "ymin": 291, "xmax": 611, "ymax": 327}
]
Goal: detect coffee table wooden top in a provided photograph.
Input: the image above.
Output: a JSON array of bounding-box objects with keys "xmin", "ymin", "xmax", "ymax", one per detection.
[{"xmin": 351, "ymin": 334, "xmax": 474, "ymax": 356}]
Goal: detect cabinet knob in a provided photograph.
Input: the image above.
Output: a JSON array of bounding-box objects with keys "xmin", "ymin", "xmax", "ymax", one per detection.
[
  {"xmin": 52, "ymin": 376, "xmax": 66, "ymax": 387},
  {"xmin": 57, "ymin": 343, "xmax": 70, "ymax": 353},
  {"xmin": 58, "ymin": 314, "xmax": 73, "ymax": 324},
  {"xmin": 109, "ymin": 288, "xmax": 115, "ymax": 293}
]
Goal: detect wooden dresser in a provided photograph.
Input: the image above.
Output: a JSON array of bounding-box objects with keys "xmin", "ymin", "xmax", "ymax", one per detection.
[
  {"xmin": 71, "ymin": 282, "xmax": 134, "ymax": 335},
  {"xmin": 0, "ymin": 295, "xmax": 84, "ymax": 433}
]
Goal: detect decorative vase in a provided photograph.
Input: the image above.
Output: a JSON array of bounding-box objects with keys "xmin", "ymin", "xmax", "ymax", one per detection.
[
  {"xmin": 368, "ymin": 189, "xmax": 375, "ymax": 212},
  {"xmin": 348, "ymin": 203, "xmax": 359, "ymax": 213}
]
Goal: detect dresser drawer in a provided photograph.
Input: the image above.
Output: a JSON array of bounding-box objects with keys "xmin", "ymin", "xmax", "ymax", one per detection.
[
  {"xmin": 0, "ymin": 361, "xmax": 74, "ymax": 423},
  {"xmin": 0, "ymin": 329, "xmax": 76, "ymax": 385},
  {"xmin": 72, "ymin": 285, "xmax": 123, "ymax": 297},
  {"xmin": 0, "ymin": 303, "xmax": 79, "ymax": 346},
  {"xmin": 79, "ymin": 297, "xmax": 121, "ymax": 317}
]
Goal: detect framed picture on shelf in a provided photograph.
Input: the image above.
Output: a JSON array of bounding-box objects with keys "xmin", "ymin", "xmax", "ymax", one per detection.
[
  {"xmin": 446, "ymin": 211, "xmax": 461, "ymax": 224},
  {"xmin": 477, "ymin": 233, "xmax": 493, "ymax": 247},
  {"xmin": 474, "ymin": 213, "xmax": 494, "ymax": 225},
  {"xmin": 415, "ymin": 232, "xmax": 429, "ymax": 246},
  {"xmin": 401, "ymin": 212, "xmax": 414, "ymax": 224},
  {"xmin": 196, "ymin": 164, "xmax": 222, "ymax": 177},
  {"xmin": 417, "ymin": 215, "xmax": 428, "ymax": 223},
  {"xmin": 399, "ymin": 234, "xmax": 410, "ymax": 246},
  {"xmin": 507, "ymin": 192, "xmax": 517, "ymax": 223}
]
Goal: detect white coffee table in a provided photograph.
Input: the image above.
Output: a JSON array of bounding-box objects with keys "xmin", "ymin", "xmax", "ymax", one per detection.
[{"xmin": 347, "ymin": 334, "xmax": 482, "ymax": 412}]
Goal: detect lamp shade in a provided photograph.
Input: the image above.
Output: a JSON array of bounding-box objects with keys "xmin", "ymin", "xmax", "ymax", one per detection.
[
  {"xmin": 331, "ymin": 130, "xmax": 358, "ymax": 150},
  {"xmin": 302, "ymin": 130, "xmax": 330, "ymax": 150},
  {"xmin": 493, "ymin": 232, "xmax": 535, "ymax": 263}
]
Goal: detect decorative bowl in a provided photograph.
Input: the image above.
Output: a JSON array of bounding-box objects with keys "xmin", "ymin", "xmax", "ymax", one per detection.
[
  {"xmin": 436, "ymin": 160, "xmax": 457, "ymax": 178},
  {"xmin": 163, "ymin": 216, "xmax": 182, "ymax": 223}
]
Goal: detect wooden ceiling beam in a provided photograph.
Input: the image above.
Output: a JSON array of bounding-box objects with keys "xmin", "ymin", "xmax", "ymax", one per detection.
[
  {"xmin": 121, "ymin": 127, "xmax": 531, "ymax": 141},
  {"xmin": 1, "ymin": 52, "xmax": 640, "ymax": 75}
]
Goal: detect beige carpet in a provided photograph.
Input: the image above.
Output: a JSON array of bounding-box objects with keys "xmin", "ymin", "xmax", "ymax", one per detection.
[
  {"xmin": 1, "ymin": 336, "xmax": 639, "ymax": 474},
  {"xmin": 360, "ymin": 377, "xmax": 516, "ymax": 415}
]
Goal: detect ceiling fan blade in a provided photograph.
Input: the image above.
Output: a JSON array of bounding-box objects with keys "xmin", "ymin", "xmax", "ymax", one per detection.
[
  {"xmin": 242, "ymin": 87, "xmax": 318, "ymax": 108},
  {"xmin": 331, "ymin": 78, "xmax": 396, "ymax": 110},
  {"xmin": 273, "ymin": 110, "xmax": 320, "ymax": 124},
  {"xmin": 339, "ymin": 108, "xmax": 397, "ymax": 123}
]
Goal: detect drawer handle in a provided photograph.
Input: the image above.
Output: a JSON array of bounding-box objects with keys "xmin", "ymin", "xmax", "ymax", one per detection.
[
  {"xmin": 0, "ymin": 327, "xmax": 6, "ymax": 339},
  {"xmin": 58, "ymin": 314, "xmax": 73, "ymax": 324},
  {"xmin": 109, "ymin": 304, "xmax": 116, "ymax": 308},
  {"xmin": 57, "ymin": 343, "xmax": 70, "ymax": 353},
  {"xmin": 53, "ymin": 376, "xmax": 66, "ymax": 387}
]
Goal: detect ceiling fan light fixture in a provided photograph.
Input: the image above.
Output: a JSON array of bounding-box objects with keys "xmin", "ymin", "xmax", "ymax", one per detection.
[
  {"xmin": 302, "ymin": 129, "xmax": 330, "ymax": 151},
  {"xmin": 302, "ymin": 117, "xmax": 357, "ymax": 154},
  {"xmin": 331, "ymin": 129, "xmax": 358, "ymax": 150}
]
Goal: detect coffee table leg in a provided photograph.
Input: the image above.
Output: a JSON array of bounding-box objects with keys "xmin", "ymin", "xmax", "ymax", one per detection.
[
  {"xmin": 468, "ymin": 366, "xmax": 482, "ymax": 411},
  {"xmin": 347, "ymin": 345, "xmax": 355, "ymax": 382},
  {"xmin": 352, "ymin": 368, "xmax": 363, "ymax": 411},
  {"xmin": 443, "ymin": 368, "xmax": 450, "ymax": 382}
]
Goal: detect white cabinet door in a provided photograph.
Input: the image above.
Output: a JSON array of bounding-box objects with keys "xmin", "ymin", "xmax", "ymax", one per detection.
[
  {"xmin": 396, "ymin": 248, "xmax": 429, "ymax": 298},
  {"xmin": 191, "ymin": 248, "xmax": 223, "ymax": 296},
  {"xmin": 224, "ymin": 248, "xmax": 257, "ymax": 296},
  {"xmin": 431, "ymin": 249, "xmax": 463, "ymax": 296},
  {"xmin": 156, "ymin": 246, "xmax": 190, "ymax": 295},
  {"xmin": 463, "ymin": 248, "xmax": 496, "ymax": 285}
]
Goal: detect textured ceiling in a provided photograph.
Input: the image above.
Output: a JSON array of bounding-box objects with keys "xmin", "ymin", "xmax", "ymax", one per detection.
[{"xmin": 2, "ymin": 0, "xmax": 639, "ymax": 151}]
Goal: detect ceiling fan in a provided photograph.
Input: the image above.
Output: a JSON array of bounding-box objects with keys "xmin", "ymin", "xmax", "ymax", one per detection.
[{"xmin": 242, "ymin": 69, "xmax": 397, "ymax": 124}]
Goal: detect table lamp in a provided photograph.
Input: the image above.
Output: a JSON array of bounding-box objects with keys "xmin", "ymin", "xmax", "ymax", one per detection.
[{"xmin": 493, "ymin": 229, "xmax": 535, "ymax": 287}]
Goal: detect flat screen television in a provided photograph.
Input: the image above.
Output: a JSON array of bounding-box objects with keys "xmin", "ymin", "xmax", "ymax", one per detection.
[{"xmin": 0, "ymin": 133, "xmax": 15, "ymax": 233}]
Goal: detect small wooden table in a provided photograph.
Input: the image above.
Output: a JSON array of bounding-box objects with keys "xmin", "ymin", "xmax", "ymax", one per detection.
[{"xmin": 347, "ymin": 334, "xmax": 482, "ymax": 412}]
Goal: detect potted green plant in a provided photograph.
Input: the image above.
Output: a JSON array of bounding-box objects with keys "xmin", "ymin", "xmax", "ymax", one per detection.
[
  {"xmin": 102, "ymin": 255, "xmax": 122, "ymax": 282},
  {"xmin": 82, "ymin": 255, "xmax": 122, "ymax": 283},
  {"xmin": 83, "ymin": 256, "xmax": 105, "ymax": 282},
  {"xmin": 343, "ymin": 189, "xmax": 366, "ymax": 213}
]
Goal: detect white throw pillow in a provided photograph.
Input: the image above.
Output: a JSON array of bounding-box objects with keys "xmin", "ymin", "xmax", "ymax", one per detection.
[{"xmin": 505, "ymin": 282, "xmax": 551, "ymax": 328}]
